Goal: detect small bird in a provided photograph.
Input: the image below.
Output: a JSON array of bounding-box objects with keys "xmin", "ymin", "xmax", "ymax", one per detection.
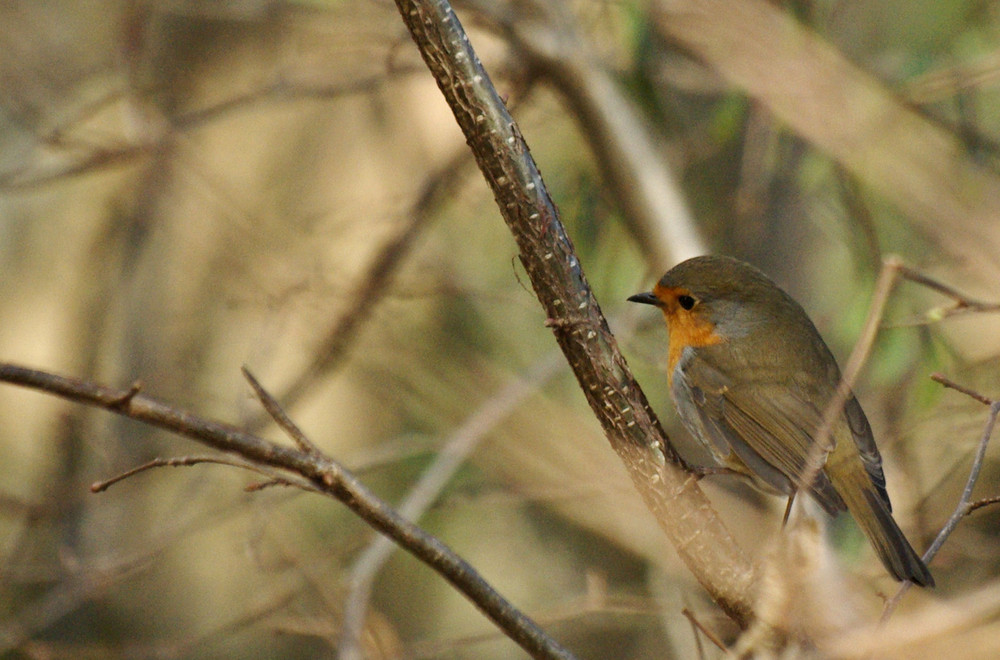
[{"xmin": 628, "ymin": 255, "xmax": 933, "ymax": 586}]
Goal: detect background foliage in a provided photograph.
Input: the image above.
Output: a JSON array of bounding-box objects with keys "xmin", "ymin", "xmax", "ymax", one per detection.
[{"xmin": 1, "ymin": 1, "xmax": 999, "ymax": 657}]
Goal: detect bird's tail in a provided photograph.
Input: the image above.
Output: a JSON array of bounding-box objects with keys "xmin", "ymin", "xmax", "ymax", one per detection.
[{"xmin": 841, "ymin": 478, "xmax": 934, "ymax": 587}]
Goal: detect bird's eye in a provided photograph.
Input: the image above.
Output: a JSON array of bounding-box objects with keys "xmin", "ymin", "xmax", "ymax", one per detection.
[{"xmin": 677, "ymin": 294, "xmax": 696, "ymax": 311}]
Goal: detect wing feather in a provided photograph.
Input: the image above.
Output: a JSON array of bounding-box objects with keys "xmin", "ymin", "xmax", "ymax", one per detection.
[{"xmin": 677, "ymin": 351, "xmax": 846, "ymax": 514}]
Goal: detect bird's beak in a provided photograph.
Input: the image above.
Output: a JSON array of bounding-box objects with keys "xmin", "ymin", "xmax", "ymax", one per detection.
[{"xmin": 627, "ymin": 292, "xmax": 661, "ymax": 307}]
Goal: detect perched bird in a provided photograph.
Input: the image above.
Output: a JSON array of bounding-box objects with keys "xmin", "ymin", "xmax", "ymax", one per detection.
[{"xmin": 628, "ymin": 255, "xmax": 933, "ymax": 586}]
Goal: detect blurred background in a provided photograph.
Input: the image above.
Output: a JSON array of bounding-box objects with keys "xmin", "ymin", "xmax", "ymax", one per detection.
[{"xmin": 1, "ymin": 0, "xmax": 1000, "ymax": 658}]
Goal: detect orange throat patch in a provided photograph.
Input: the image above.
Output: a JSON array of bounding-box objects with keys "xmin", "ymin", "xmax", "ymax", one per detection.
[{"xmin": 653, "ymin": 285, "xmax": 724, "ymax": 382}]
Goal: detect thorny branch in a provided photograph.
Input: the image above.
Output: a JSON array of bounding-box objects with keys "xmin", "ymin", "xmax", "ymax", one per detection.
[{"xmin": 392, "ymin": 0, "xmax": 758, "ymax": 626}]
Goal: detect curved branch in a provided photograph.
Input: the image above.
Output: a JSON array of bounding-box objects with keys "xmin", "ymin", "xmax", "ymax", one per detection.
[{"xmin": 0, "ymin": 363, "xmax": 575, "ymax": 660}]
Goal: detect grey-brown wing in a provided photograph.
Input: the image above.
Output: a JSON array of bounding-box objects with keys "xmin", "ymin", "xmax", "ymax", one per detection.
[{"xmin": 677, "ymin": 352, "xmax": 846, "ymax": 514}]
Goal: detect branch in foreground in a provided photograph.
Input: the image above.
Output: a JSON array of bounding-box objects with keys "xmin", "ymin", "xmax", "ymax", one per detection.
[
  {"xmin": 0, "ymin": 363, "xmax": 575, "ymax": 660},
  {"xmin": 392, "ymin": 0, "xmax": 757, "ymax": 625}
]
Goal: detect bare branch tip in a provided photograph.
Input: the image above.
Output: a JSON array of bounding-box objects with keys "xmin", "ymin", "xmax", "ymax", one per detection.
[
  {"xmin": 883, "ymin": 254, "xmax": 905, "ymax": 269},
  {"xmin": 241, "ymin": 365, "xmax": 266, "ymax": 397},
  {"xmin": 245, "ymin": 479, "xmax": 292, "ymax": 492},
  {"xmin": 240, "ymin": 368, "xmax": 324, "ymax": 456},
  {"xmin": 681, "ymin": 606, "xmax": 727, "ymax": 651},
  {"xmin": 931, "ymin": 373, "xmax": 996, "ymax": 406},
  {"xmin": 966, "ymin": 495, "xmax": 1000, "ymax": 516},
  {"xmin": 110, "ymin": 381, "xmax": 143, "ymax": 409}
]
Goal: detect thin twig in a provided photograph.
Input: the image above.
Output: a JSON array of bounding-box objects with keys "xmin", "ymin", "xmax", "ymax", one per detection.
[
  {"xmin": 798, "ymin": 257, "xmax": 902, "ymax": 513},
  {"xmin": 882, "ymin": 380, "xmax": 1000, "ymax": 620},
  {"xmin": 244, "ymin": 478, "xmax": 313, "ymax": 493},
  {"xmin": 90, "ymin": 455, "xmax": 295, "ymax": 493},
  {"xmin": 888, "ymin": 265, "xmax": 1000, "ymax": 326},
  {"xmin": 966, "ymin": 495, "xmax": 1000, "ymax": 515},
  {"xmin": 681, "ymin": 607, "xmax": 728, "ymax": 653},
  {"xmin": 931, "ymin": 372, "xmax": 995, "ymax": 406},
  {"xmin": 242, "ymin": 367, "xmax": 323, "ymax": 456},
  {"xmin": 898, "ymin": 265, "xmax": 999, "ymax": 309}
]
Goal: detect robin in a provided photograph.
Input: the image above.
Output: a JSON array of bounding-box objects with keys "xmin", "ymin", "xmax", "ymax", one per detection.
[{"xmin": 628, "ymin": 255, "xmax": 933, "ymax": 586}]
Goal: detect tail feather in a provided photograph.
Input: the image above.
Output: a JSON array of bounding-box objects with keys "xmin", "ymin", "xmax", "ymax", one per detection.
[
  {"xmin": 850, "ymin": 487, "xmax": 934, "ymax": 587},
  {"xmin": 825, "ymin": 427, "xmax": 934, "ymax": 587}
]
